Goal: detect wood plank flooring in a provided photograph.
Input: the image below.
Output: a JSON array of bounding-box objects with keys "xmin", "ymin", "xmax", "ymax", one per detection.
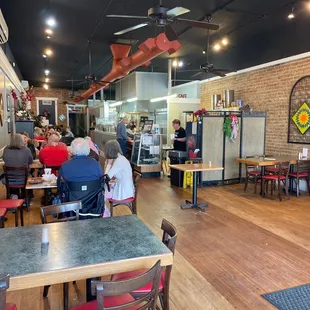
[{"xmin": 3, "ymin": 177, "xmax": 310, "ymax": 310}]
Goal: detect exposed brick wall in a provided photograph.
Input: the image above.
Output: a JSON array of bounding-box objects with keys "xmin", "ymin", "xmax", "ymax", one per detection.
[
  {"xmin": 201, "ymin": 57, "xmax": 310, "ymax": 156},
  {"xmin": 30, "ymin": 87, "xmax": 87, "ymax": 127}
]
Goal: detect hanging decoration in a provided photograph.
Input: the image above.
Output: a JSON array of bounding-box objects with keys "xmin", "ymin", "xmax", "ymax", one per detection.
[
  {"xmin": 292, "ymin": 102, "xmax": 310, "ymax": 135},
  {"xmin": 223, "ymin": 114, "xmax": 239, "ymax": 143},
  {"xmin": 193, "ymin": 108, "xmax": 208, "ymax": 121}
]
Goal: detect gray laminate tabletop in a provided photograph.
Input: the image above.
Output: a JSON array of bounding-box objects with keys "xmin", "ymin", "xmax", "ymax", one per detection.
[{"xmin": 0, "ymin": 215, "xmax": 173, "ymax": 291}]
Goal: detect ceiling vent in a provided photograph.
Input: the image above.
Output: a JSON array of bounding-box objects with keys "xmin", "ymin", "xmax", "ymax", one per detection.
[{"xmin": 0, "ymin": 10, "xmax": 8, "ymax": 44}]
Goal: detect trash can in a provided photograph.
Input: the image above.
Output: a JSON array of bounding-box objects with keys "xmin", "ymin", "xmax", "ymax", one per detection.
[{"xmin": 169, "ymin": 151, "xmax": 187, "ymax": 187}]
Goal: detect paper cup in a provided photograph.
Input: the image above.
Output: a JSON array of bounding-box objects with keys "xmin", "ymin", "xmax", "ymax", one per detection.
[
  {"xmin": 170, "ymin": 134, "xmax": 175, "ymax": 140},
  {"xmin": 44, "ymin": 168, "xmax": 52, "ymax": 175}
]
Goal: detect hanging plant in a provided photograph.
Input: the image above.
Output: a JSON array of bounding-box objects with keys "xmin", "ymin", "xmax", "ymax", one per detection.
[
  {"xmin": 223, "ymin": 114, "xmax": 239, "ymax": 143},
  {"xmin": 194, "ymin": 108, "xmax": 208, "ymax": 121}
]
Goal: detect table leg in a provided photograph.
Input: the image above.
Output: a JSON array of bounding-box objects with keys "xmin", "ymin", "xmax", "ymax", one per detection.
[
  {"xmin": 289, "ymin": 164, "xmax": 294, "ymax": 192},
  {"xmin": 63, "ymin": 282, "xmax": 69, "ymax": 310},
  {"xmin": 260, "ymin": 166, "xmax": 265, "ymax": 195},
  {"xmin": 181, "ymin": 171, "xmax": 208, "ymax": 212}
]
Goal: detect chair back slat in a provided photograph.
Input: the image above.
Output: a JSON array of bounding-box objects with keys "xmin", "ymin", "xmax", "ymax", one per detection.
[
  {"xmin": 161, "ymin": 218, "xmax": 178, "ymax": 254},
  {"xmin": 296, "ymin": 160, "xmax": 310, "ymax": 174},
  {"xmin": 0, "ymin": 274, "xmax": 9, "ymax": 310},
  {"xmin": 91, "ymin": 260, "xmax": 162, "ymax": 310},
  {"xmin": 40, "ymin": 201, "xmax": 81, "ymax": 224},
  {"xmin": 4, "ymin": 166, "xmax": 28, "ymax": 187}
]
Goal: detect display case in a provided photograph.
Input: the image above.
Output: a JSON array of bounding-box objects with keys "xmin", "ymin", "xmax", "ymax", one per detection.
[{"xmin": 131, "ymin": 133, "xmax": 162, "ymax": 177}]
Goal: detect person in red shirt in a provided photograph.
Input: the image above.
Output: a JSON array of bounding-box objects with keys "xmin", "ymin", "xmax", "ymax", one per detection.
[{"xmin": 39, "ymin": 133, "xmax": 69, "ymax": 168}]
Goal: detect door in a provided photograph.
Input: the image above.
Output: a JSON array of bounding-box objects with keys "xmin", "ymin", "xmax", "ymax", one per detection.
[
  {"xmin": 68, "ymin": 105, "xmax": 87, "ymax": 137},
  {"xmin": 38, "ymin": 98, "xmax": 57, "ymax": 125}
]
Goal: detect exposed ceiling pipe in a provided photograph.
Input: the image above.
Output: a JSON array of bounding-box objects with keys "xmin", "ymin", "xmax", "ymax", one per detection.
[{"xmin": 74, "ymin": 33, "xmax": 181, "ymax": 102}]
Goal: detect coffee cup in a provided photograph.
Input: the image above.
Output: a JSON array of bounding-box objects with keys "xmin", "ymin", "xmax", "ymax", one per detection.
[
  {"xmin": 170, "ymin": 134, "xmax": 175, "ymax": 140},
  {"xmin": 44, "ymin": 168, "xmax": 52, "ymax": 175}
]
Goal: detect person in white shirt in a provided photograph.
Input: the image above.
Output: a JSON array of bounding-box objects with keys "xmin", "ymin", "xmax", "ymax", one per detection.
[{"xmin": 104, "ymin": 140, "xmax": 134, "ymax": 201}]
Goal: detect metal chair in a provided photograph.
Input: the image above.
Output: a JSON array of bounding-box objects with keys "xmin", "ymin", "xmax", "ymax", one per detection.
[
  {"xmin": 289, "ymin": 159, "xmax": 310, "ymax": 197},
  {"xmin": 0, "ymin": 200, "xmax": 24, "ymax": 227},
  {"xmin": 244, "ymin": 155, "xmax": 262, "ymax": 194},
  {"xmin": 71, "ymin": 260, "xmax": 162, "ymax": 310},
  {"xmin": 112, "ymin": 219, "xmax": 177, "ymax": 310},
  {"xmin": 0, "ymin": 274, "xmax": 17, "ymax": 310},
  {"xmin": 40, "ymin": 201, "xmax": 82, "ymax": 309},
  {"xmin": 262, "ymin": 161, "xmax": 291, "ymax": 201},
  {"xmin": 109, "ymin": 171, "xmax": 141, "ymax": 216},
  {"xmin": 4, "ymin": 165, "xmax": 29, "ymax": 212}
]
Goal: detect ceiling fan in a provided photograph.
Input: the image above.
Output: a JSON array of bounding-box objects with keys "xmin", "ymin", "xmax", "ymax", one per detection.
[
  {"xmin": 107, "ymin": 0, "xmax": 220, "ymax": 41},
  {"xmin": 180, "ymin": 27, "xmax": 234, "ymax": 78}
]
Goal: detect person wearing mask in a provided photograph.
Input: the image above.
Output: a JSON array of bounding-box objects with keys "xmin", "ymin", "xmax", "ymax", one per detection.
[
  {"xmin": 172, "ymin": 119, "xmax": 187, "ymax": 151},
  {"xmin": 103, "ymin": 140, "xmax": 134, "ymax": 201},
  {"xmin": 116, "ymin": 117, "xmax": 129, "ymax": 156},
  {"xmin": 20, "ymin": 132, "xmax": 36, "ymax": 159},
  {"xmin": 39, "ymin": 133, "xmax": 69, "ymax": 167}
]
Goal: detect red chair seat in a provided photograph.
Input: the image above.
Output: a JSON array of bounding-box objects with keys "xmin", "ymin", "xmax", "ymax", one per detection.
[
  {"xmin": 6, "ymin": 304, "xmax": 17, "ymax": 310},
  {"xmin": 289, "ymin": 172, "xmax": 308, "ymax": 178},
  {"xmin": 0, "ymin": 208, "xmax": 7, "ymax": 217},
  {"xmin": 109, "ymin": 197, "xmax": 135, "ymax": 203},
  {"xmin": 0, "ymin": 199, "xmax": 24, "ymax": 209},
  {"xmin": 263, "ymin": 175, "xmax": 286, "ymax": 181},
  {"xmin": 71, "ymin": 294, "xmax": 139, "ymax": 310},
  {"xmin": 248, "ymin": 171, "xmax": 261, "ymax": 176},
  {"xmin": 112, "ymin": 269, "xmax": 165, "ymax": 293}
]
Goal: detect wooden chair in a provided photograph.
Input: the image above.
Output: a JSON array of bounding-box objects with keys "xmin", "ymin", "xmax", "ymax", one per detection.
[
  {"xmin": 40, "ymin": 201, "xmax": 82, "ymax": 309},
  {"xmin": 0, "ymin": 199, "xmax": 24, "ymax": 227},
  {"xmin": 262, "ymin": 161, "xmax": 290, "ymax": 201},
  {"xmin": 40, "ymin": 201, "xmax": 81, "ymax": 224},
  {"xmin": 289, "ymin": 159, "xmax": 310, "ymax": 197},
  {"xmin": 109, "ymin": 171, "xmax": 141, "ymax": 216},
  {"xmin": 112, "ymin": 219, "xmax": 177, "ymax": 310},
  {"xmin": 4, "ymin": 165, "xmax": 29, "ymax": 212},
  {"xmin": 0, "ymin": 274, "xmax": 17, "ymax": 310},
  {"xmin": 244, "ymin": 155, "xmax": 262, "ymax": 194},
  {"xmin": 0, "ymin": 208, "xmax": 7, "ymax": 229},
  {"xmin": 71, "ymin": 260, "xmax": 162, "ymax": 310}
]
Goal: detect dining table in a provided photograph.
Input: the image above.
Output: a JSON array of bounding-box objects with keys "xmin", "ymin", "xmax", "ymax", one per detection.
[
  {"xmin": 0, "ymin": 215, "xmax": 173, "ymax": 309},
  {"xmin": 170, "ymin": 163, "xmax": 224, "ymax": 212},
  {"xmin": 0, "ymin": 159, "xmax": 43, "ymax": 171},
  {"xmin": 236, "ymin": 155, "xmax": 300, "ymax": 194}
]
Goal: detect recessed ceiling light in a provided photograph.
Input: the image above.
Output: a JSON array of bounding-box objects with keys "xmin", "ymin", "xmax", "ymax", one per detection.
[
  {"xmin": 202, "ymin": 50, "xmax": 206, "ymax": 54},
  {"xmin": 43, "ymin": 54, "xmax": 47, "ymax": 58},
  {"xmin": 221, "ymin": 38, "xmax": 229, "ymax": 46},
  {"xmin": 12, "ymin": 62, "xmax": 15, "ymax": 67},
  {"xmin": 213, "ymin": 44, "xmax": 221, "ymax": 51},
  {"xmin": 288, "ymin": 13, "xmax": 295, "ymax": 19},
  {"xmin": 45, "ymin": 69, "xmax": 50, "ymax": 75},
  {"xmin": 47, "ymin": 36, "xmax": 51, "ymax": 39},
  {"xmin": 45, "ymin": 28, "xmax": 53, "ymax": 35},
  {"xmin": 45, "ymin": 49, "xmax": 53, "ymax": 56},
  {"xmin": 45, "ymin": 78, "xmax": 49, "ymax": 83},
  {"xmin": 43, "ymin": 84, "xmax": 49, "ymax": 90},
  {"xmin": 46, "ymin": 17, "xmax": 56, "ymax": 27}
]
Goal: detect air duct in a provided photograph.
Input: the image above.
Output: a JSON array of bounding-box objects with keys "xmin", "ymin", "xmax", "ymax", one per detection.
[{"xmin": 74, "ymin": 33, "xmax": 181, "ymax": 102}]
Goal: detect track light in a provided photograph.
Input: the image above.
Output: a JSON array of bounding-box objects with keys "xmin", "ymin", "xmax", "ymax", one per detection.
[
  {"xmin": 45, "ymin": 78, "xmax": 49, "ymax": 83},
  {"xmin": 172, "ymin": 60, "xmax": 178, "ymax": 67},
  {"xmin": 43, "ymin": 84, "xmax": 49, "ymax": 90},
  {"xmin": 202, "ymin": 49, "xmax": 206, "ymax": 54},
  {"xmin": 45, "ymin": 69, "xmax": 50, "ymax": 75},
  {"xmin": 172, "ymin": 60, "xmax": 183, "ymax": 67},
  {"xmin": 45, "ymin": 28, "xmax": 53, "ymax": 35},
  {"xmin": 221, "ymin": 38, "xmax": 229, "ymax": 46},
  {"xmin": 47, "ymin": 36, "xmax": 51, "ymax": 39},
  {"xmin": 288, "ymin": 6, "xmax": 295, "ymax": 19},
  {"xmin": 43, "ymin": 54, "xmax": 47, "ymax": 58},
  {"xmin": 46, "ymin": 17, "xmax": 56, "ymax": 27},
  {"xmin": 178, "ymin": 61, "xmax": 183, "ymax": 67},
  {"xmin": 213, "ymin": 44, "xmax": 221, "ymax": 51},
  {"xmin": 45, "ymin": 49, "xmax": 53, "ymax": 56}
]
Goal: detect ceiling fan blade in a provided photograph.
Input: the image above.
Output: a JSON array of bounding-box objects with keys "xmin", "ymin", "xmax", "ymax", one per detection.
[
  {"xmin": 165, "ymin": 25, "xmax": 178, "ymax": 41},
  {"xmin": 192, "ymin": 72, "xmax": 203, "ymax": 78},
  {"xmin": 176, "ymin": 18, "xmax": 219, "ymax": 31},
  {"xmin": 212, "ymin": 70, "xmax": 226, "ymax": 77},
  {"xmin": 167, "ymin": 7, "xmax": 190, "ymax": 17},
  {"xmin": 107, "ymin": 15, "xmax": 148, "ymax": 19},
  {"xmin": 114, "ymin": 23, "xmax": 149, "ymax": 35}
]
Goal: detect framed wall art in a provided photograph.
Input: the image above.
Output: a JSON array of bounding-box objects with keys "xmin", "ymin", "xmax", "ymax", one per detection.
[{"xmin": 288, "ymin": 75, "xmax": 310, "ymax": 144}]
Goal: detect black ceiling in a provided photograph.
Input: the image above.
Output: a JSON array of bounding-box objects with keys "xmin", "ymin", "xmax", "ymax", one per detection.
[{"xmin": 1, "ymin": 0, "xmax": 310, "ymax": 92}]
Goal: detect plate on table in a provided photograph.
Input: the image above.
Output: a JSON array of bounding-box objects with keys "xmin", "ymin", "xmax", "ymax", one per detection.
[
  {"xmin": 264, "ymin": 157, "xmax": 276, "ymax": 161},
  {"xmin": 28, "ymin": 177, "xmax": 43, "ymax": 184}
]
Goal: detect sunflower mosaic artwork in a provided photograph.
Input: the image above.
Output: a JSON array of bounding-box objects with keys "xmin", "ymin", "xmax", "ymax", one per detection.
[{"xmin": 292, "ymin": 102, "xmax": 310, "ymax": 135}]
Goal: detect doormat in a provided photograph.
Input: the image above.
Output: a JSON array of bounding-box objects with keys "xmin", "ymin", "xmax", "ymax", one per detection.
[{"xmin": 262, "ymin": 283, "xmax": 310, "ymax": 310}]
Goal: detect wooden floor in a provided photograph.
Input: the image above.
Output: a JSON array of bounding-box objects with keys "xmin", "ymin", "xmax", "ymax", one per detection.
[{"xmin": 3, "ymin": 177, "xmax": 310, "ymax": 310}]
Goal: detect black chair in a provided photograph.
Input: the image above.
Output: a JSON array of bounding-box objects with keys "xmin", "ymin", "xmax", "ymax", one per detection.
[{"xmin": 40, "ymin": 201, "xmax": 82, "ymax": 309}]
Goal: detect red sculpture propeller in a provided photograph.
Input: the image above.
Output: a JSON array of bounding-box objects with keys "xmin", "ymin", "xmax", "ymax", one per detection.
[{"xmin": 74, "ymin": 33, "xmax": 181, "ymax": 102}]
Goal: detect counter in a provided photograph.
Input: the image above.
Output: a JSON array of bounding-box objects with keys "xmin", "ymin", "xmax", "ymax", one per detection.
[{"xmin": 91, "ymin": 130, "xmax": 117, "ymax": 153}]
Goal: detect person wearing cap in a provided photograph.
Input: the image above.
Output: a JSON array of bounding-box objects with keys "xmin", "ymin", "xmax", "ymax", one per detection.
[{"xmin": 172, "ymin": 119, "xmax": 187, "ymax": 151}]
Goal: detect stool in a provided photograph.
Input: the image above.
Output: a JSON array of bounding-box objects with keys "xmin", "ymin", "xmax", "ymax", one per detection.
[
  {"xmin": 0, "ymin": 199, "xmax": 25, "ymax": 227},
  {"xmin": 0, "ymin": 208, "xmax": 7, "ymax": 228}
]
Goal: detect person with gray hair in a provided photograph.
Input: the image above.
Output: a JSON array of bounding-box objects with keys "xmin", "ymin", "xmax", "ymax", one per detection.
[
  {"xmin": 57, "ymin": 138, "xmax": 103, "ymax": 187},
  {"xmin": 104, "ymin": 140, "xmax": 134, "ymax": 201},
  {"xmin": 116, "ymin": 117, "xmax": 129, "ymax": 156}
]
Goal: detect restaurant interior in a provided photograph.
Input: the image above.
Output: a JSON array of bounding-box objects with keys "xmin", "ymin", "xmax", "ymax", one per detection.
[{"xmin": 0, "ymin": 0, "xmax": 310, "ymax": 309}]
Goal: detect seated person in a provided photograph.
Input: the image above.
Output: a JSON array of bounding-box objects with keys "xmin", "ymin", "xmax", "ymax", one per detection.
[
  {"xmin": 104, "ymin": 140, "xmax": 134, "ymax": 201},
  {"xmin": 39, "ymin": 133, "xmax": 69, "ymax": 168},
  {"xmin": 41, "ymin": 132, "xmax": 67, "ymax": 150},
  {"xmin": 20, "ymin": 132, "xmax": 36, "ymax": 159},
  {"xmin": 34, "ymin": 127, "xmax": 46, "ymax": 141},
  {"xmin": 64, "ymin": 126, "xmax": 74, "ymax": 138}
]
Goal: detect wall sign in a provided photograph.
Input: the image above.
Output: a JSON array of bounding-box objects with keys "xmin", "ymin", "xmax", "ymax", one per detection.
[
  {"xmin": 288, "ymin": 76, "xmax": 310, "ymax": 144},
  {"xmin": 178, "ymin": 94, "xmax": 187, "ymax": 98},
  {"xmin": 59, "ymin": 114, "xmax": 66, "ymax": 121}
]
